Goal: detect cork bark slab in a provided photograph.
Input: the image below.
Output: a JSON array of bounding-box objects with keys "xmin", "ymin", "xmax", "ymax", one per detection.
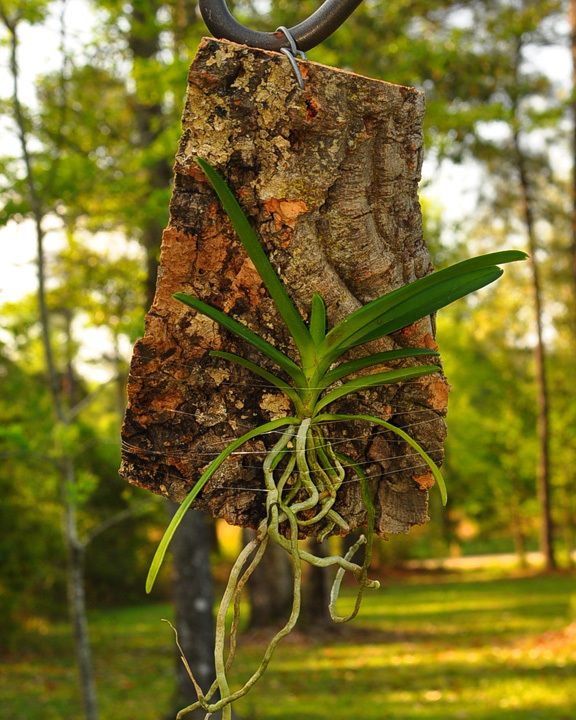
[{"xmin": 120, "ymin": 38, "xmax": 449, "ymax": 537}]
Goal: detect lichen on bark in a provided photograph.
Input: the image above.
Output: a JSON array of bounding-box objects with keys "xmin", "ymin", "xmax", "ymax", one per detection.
[{"xmin": 120, "ymin": 38, "xmax": 449, "ymax": 536}]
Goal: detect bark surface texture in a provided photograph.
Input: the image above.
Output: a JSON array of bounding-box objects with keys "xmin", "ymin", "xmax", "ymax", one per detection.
[{"xmin": 121, "ymin": 38, "xmax": 449, "ymax": 537}]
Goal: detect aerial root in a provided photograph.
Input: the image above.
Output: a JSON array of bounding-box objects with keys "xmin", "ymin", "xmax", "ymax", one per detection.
[{"xmin": 176, "ymin": 419, "xmax": 378, "ymax": 719}]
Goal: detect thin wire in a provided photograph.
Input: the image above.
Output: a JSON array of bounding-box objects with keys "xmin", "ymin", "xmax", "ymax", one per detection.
[
  {"xmin": 231, "ymin": 414, "xmax": 442, "ymax": 456},
  {"xmin": 233, "ymin": 448, "xmax": 444, "ymax": 474},
  {"xmin": 156, "ymin": 459, "xmax": 442, "ymax": 496},
  {"xmin": 276, "ymin": 26, "xmax": 307, "ymax": 90},
  {"xmin": 166, "ymin": 405, "xmax": 442, "ymax": 420},
  {"xmin": 122, "ymin": 417, "xmax": 442, "ymax": 457},
  {"xmin": 129, "ymin": 369, "xmax": 441, "ymax": 392},
  {"xmin": 121, "ymin": 415, "xmax": 444, "ymax": 460},
  {"xmin": 123, "ymin": 419, "xmax": 443, "ymax": 476},
  {"xmin": 120, "ymin": 440, "xmax": 443, "ymax": 474}
]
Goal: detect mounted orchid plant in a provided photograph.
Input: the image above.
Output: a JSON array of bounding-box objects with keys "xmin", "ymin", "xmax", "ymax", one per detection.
[{"xmin": 146, "ymin": 158, "xmax": 525, "ymax": 719}]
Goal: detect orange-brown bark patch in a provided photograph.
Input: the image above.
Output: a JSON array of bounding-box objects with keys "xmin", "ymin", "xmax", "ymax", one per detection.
[
  {"xmin": 399, "ymin": 321, "xmax": 438, "ymax": 349},
  {"xmin": 413, "ymin": 472, "xmax": 435, "ymax": 491},
  {"xmin": 264, "ymin": 198, "xmax": 308, "ymax": 229},
  {"xmin": 196, "ymin": 231, "xmax": 228, "ymax": 273},
  {"xmin": 305, "ymin": 96, "xmax": 320, "ymax": 120},
  {"xmin": 421, "ymin": 332, "xmax": 439, "ymax": 350},
  {"xmin": 423, "ymin": 375, "xmax": 451, "ymax": 413},
  {"xmin": 224, "ymin": 258, "xmax": 263, "ymax": 311},
  {"xmin": 153, "ymin": 227, "xmax": 198, "ymax": 306}
]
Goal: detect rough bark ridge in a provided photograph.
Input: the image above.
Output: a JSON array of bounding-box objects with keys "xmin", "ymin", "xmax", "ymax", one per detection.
[{"xmin": 121, "ymin": 38, "xmax": 449, "ymax": 536}]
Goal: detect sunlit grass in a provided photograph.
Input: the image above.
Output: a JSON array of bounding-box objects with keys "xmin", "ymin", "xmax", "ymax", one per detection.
[{"xmin": 1, "ymin": 572, "xmax": 574, "ymax": 719}]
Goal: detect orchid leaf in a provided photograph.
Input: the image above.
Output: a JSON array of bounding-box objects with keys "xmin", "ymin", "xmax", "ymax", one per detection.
[
  {"xmin": 146, "ymin": 416, "xmax": 300, "ymax": 593},
  {"xmin": 309, "ymin": 293, "xmax": 327, "ymax": 346},
  {"xmin": 322, "ymin": 251, "xmax": 527, "ymax": 356},
  {"xmin": 314, "ymin": 365, "xmax": 439, "ymax": 414},
  {"xmin": 211, "ymin": 350, "xmax": 304, "ymax": 414},
  {"xmin": 196, "ymin": 157, "xmax": 313, "ymax": 361},
  {"xmin": 341, "ymin": 266, "xmax": 505, "ymax": 350},
  {"xmin": 173, "ymin": 292, "xmax": 305, "ymax": 386},
  {"xmin": 321, "ymin": 347, "xmax": 440, "ymax": 388}
]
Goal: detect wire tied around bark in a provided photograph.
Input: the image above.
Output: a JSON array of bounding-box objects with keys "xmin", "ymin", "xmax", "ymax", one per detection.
[{"xmin": 276, "ymin": 26, "xmax": 307, "ymax": 89}]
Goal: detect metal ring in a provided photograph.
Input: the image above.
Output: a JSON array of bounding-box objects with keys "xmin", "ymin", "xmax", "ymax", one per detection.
[{"xmin": 199, "ymin": 0, "xmax": 363, "ymax": 52}]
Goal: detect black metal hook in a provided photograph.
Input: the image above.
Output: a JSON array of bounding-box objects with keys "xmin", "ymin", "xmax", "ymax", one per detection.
[{"xmin": 199, "ymin": 0, "xmax": 363, "ymax": 53}]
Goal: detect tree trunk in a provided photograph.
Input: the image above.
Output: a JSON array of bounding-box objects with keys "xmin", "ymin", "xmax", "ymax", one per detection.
[
  {"xmin": 166, "ymin": 506, "xmax": 219, "ymax": 719},
  {"xmin": 566, "ymin": 0, "xmax": 576, "ymax": 569},
  {"xmin": 242, "ymin": 528, "xmax": 292, "ymax": 629},
  {"xmin": 62, "ymin": 310, "xmax": 99, "ymax": 720},
  {"xmin": 121, "ymin": 38, "xmax": 448, "ymax": 538},
  {"xmin": 2, "ymin": 9, "xmax": 61, "ymax": 410},
  {"xmin": 509, "ymin": 485, "xmax": 527, "ymax": 570},
  {"xmin": 513, "ymin": 129, "xmax": 556, "ymax": 572},
  {"xmin": 570, "ymin": 0, "xmax": 576, "ymax": 299},
  {"xmin": 300, "ymin": 540, "xmax": 332, "ymax": 629},
  {"xmin": 63, "ymin": 457, "xmax": 99, "ymax": 720}
]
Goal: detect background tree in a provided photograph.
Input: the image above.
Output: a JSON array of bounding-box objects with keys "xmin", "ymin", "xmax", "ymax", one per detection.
[{"xmin": 0, "ymin": 4, "xmax": 101, "ymax": 717}]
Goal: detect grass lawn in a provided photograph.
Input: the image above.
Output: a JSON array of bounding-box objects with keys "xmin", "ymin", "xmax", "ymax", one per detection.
[{"xmin": 1, "ymin": 570, "xmax": 575, "ymax": 719}]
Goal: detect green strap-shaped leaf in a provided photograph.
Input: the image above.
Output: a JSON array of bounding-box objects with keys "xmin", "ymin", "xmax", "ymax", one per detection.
[
  {"xmin": 315, "ymin": 412, "xmax": 447, "ymax": 505},
  {"xmin": 146, "ymin": 416, "xmax": 301, "ymax": 593},
  {"xmin": 314, "ymin": 364, "xmax": 439, "ymax": 414},
  {"xmin": 210, "ymin": 350, "xmax": 304, "ymax": 415},
  {"xmin": 321, "ymin": 347, "xmax": 440, "ymax": 388},
  {"xmin": 321, "ymin": 251, "xmax": 526, "ymax": 356},
  {"xmin": 196, "ymin": 157, "xmax": 313, "ymax": 360},
  {"xmin": 173, "ymin": 292, "xmax": 306, "ymax": 386},
  {"xmin": 342, "ymin": 267, "xmax": 504, "ymax": 350},
  {"xmin": 309, "ymin": 293, "xmax": 327, "ymax": 346}
]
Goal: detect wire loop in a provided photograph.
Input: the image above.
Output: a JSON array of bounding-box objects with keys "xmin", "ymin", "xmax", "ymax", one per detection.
[{"xmin": 276, "ymin": 25, "xmax": 307, "ymax": 89}]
